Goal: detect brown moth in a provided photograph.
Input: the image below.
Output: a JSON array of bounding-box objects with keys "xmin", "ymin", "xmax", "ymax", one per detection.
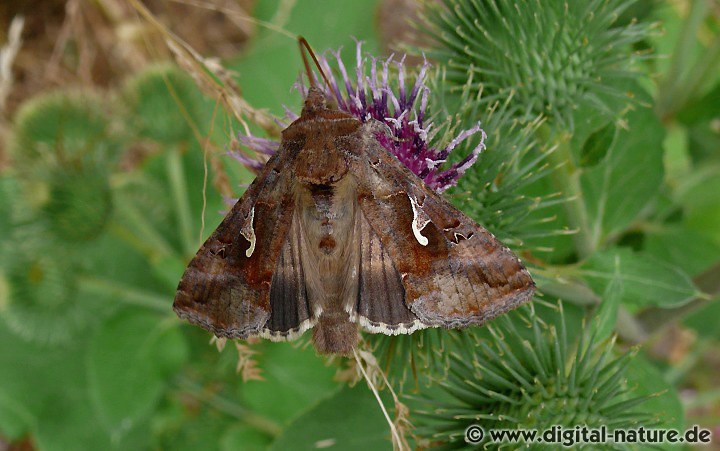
[{"xmin": 173, "ymin": 39, "xmax": 535, "ymax": 355}]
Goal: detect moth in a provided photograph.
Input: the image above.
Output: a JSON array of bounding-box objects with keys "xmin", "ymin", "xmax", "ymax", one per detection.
[{"xmin": 173, "ymin": 39, "xmax": 535, "ymax": 355}]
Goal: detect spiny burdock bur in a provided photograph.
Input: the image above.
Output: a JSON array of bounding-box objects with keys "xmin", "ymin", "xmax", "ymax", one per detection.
[
  {"xmin": 412, "ymin": 303, "xmax": 654, "ymax": 449},
  {"xmin": 122, "ymin": 64, "xmax": 204, "ymax": 144},
  {"xmin": 0, "ymin": 222, "xmax": 88, "ymax": 346},
  {"xmin": 11, "ymin": 90, "xmax": 117, "ymax": 168},
  {"xmin": 10, "ymin": 91, "xmax": 117, "ymax": 243},
  {"xmin": 42, "ymin": 168, "xmax": 113, "ymax": 243},
  {"xmin": 423, "ymin": 0, "xmax": 653, "ymax": 128},
  {"xmin": 2, "ymin": 91, "xmax": 121, "ymax": 345}
]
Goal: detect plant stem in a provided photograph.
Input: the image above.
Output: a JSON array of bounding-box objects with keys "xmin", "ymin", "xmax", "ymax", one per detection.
[
  {"xmin": 532, "ymin": 266, "xmax": 600, "ymax": 305},
  {"xmin": 167, "ymin": 145, "xmax": 196, "ymax": 256},
  {"xmin": 78, "ymin": 276, "xmax": 168, "ymax": 313},
  {"xmin": 112, "ymin": 195, "xmax": 178, "ymax": 261},
  {"xmin": 682, "ymin": 31, "xmax": 720, "ymax": 102},
  {"xmin": 542, "ymin": 127, "xmax": 595, "ymax": 259}
]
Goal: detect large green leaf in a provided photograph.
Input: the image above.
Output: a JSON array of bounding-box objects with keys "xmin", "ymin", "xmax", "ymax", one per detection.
[
  {"xmin": 644, "ymin": 225, "xmax": 720, "ymax": 277},
  {"xmin": 0, "ymin": 320, "xmax": 151, "ymax": 451},
  {"xmin": 590, "ymin": 260, "xmax": 624, "ymax": 342},
  {"xmin": 220, "ymin": 424, "xmax": 273, "ymax": 451},
  {"xmin": 580, "ymin": 98, "xmax": 665, "ymax": 243},
  {"xmin": 680, "ymin": 170, "xmax": 720, "ymax": 243},
  {"xmin": 0, "ymin": 322, "xmax": 50, "ymax": 439},
  {"xmin": 154, "ymin": 400, "xmax": 254, "ymax": 451},
  {"xmin": 677, "ymin": 80, "xmax": 720, "ymax": 126},
  {"xmin": 625, "ymin": 355, "xmax": 684, "ymax": 431},
  {"xmin": 683, "ymin": 297, "xmax": 720, "ymax": 340},
  {"xmin": 34, "ymin": 391, "xmax": 151, "ymax": 451},
  {"xmin": 580, "ymin": 247, "xmax": 699, "ymax": 308},
  {"xmin": 269, "ymin": 385, "xmax": 391, "ymax": 451},
  {"xmin": 86, "ymin": 309, "xmax": 188, "ymax": 436},
  {"xmin": 230, "ymin": 0, "xmax": 381, "ymax": 116},
  {"xmin": 239, "ymin": 341, "xmax": 339, "ymax": 424}
]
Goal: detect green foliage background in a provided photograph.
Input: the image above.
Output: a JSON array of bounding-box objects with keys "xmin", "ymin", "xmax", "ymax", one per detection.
[{"xmin": 1, "ymin": 0, "xmax": 719, "ymax": 449}]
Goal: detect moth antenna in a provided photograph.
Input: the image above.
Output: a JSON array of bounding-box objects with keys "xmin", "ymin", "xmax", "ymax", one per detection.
[{"xmin": 298, "ymin": 36, "xmax": 332, "ymax": 91}]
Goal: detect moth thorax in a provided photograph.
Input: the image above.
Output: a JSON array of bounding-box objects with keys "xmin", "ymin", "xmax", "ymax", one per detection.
[
  {"xmin": 298, "ymin": 177, "xmax": 356, "ymax": 257},
  {"xmin": 312, "ymin": 312, "xmax": 359, "ymax": 355}
]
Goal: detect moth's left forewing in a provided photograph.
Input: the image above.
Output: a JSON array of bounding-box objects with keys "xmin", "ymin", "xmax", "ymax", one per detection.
[
  {"xmin": 352, "ymin": 122, "xmax": 535, "ymax": 329},
  {"xmin": 173, "ymin": 143, "xmax": 298, "ymax": 339}
]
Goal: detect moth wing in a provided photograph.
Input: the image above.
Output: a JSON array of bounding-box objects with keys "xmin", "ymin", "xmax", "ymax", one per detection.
[
  {"xmin": 354, "ymin": 124, "xmax": 535, "ymax": 328},
  {"xmin": 352, "ymin": 211, "xmax": 425, "ymax": 334},
  {"xmin": 173, "ymin": 148, "xmax": 296, "ymax": 338},
  {"xmin": 260, "ymin": 211, "xmax": 315, "ymax": 340}
]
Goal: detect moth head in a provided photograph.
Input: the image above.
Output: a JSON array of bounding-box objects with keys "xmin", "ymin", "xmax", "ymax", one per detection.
[{"xmin": 301, "ymin": 87, "xmax": 328, "ymax": 116}]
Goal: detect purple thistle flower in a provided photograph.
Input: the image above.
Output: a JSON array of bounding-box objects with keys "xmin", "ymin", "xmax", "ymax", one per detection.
[{"xmin": 230, "ymin": 42, "xmax": 485, "ymax": 192}]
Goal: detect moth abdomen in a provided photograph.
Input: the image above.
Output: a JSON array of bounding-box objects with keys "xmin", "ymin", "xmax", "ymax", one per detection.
[{"xmin": 312, "ymin": 311, "xmax": 359, "ymax": 355}]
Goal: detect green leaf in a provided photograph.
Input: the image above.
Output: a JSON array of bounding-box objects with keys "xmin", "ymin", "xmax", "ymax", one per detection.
[
  {"xmin": 687, "ymin": 121, "xmax": 720, "ymax": 163},
  {"xmin": 681, "ymin": 170, "xmax": 720, "ymax": 243},
  {"xmin": 269, "ymin": 385, "xmax": 391, "ymax": 451},
  {"xmin": 152, "ymin": 399, "xmax": 234, "ymax": 451},
  {"xmin": 0, "ymin": 320, "xmax": 151, "ymax": 450},
  {"xmin": 229, "ymin": 0, "xmax": 381, "ymax": 116},
  {"xmin": 0, "ymin": 391, "xmax": 34, "ymax": 440},
  {"xmin": 35, "ymin": 391, "xmax": 151, "ymax": 451},
  {"xmin": 87, "ymin": 309, "xmax": 188, "ymax": 436},
  {"xmin": 625, "ymin": 354, "xmax": 684, "ymax": 430},
  {"xmin": 220, "ymin": 424, "xmax": 272, "ymax": 451},
  {"xmin": 663, "ymin": 124, "xmax": 691, "ymax": 182},
  {"xmin": 0, "ymin": 328, "xmax": 40, "ymax": 439},
  {"xmin": 82, "ymin": 231, "xmax": 170, "ymax": 294},
  {"xmin": 580, "ymin": 247, "xmax": 699, "ymax": 308},
  {"xmin": 644, "ymin": 225, "xmax": 720, "ymax": 277},
  {"xmin": 239, "ymin": 341, "xmax": 339, "ymax": 424},
  {"xmin": 580, "ymin": 99, "xmax": 665, "ymax": 242}
]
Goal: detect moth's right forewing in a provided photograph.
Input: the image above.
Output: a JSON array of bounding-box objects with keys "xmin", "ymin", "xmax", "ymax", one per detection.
[
  {"xmin": 173, "ymin": 143, "xmax": 299, "ymax": 338},
  {"xmin": 352, "ymin": 122, "xmax": 535, "ymax": 328}
]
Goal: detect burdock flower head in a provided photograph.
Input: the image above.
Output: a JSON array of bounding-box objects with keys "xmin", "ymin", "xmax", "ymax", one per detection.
[{"xmin": 230, "ymin": 42, "xmax": 486, "ymax": 193}]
